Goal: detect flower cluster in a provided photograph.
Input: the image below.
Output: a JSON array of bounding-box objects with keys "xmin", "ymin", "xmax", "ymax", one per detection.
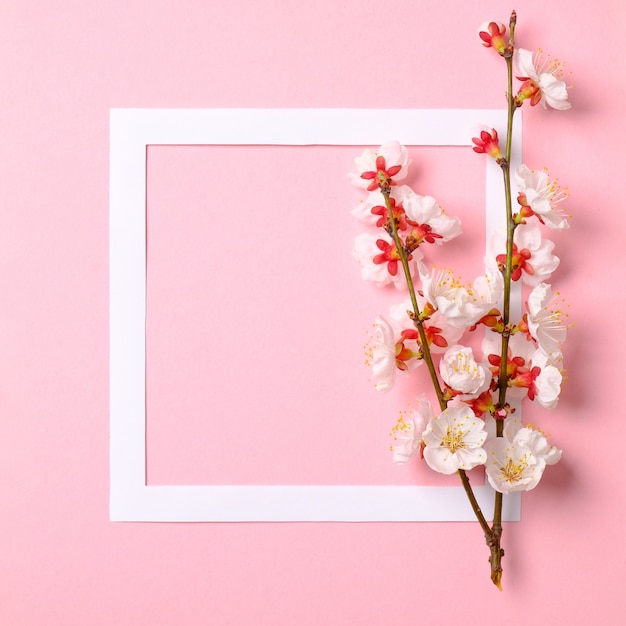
[
  {"xmin": 351, "ymin": 143, "xmax": 462, "ymax": 290},
  {"xmin": 478, "ymin": 20, "xmax": 572, "ymax": 111},
  {"xmin": 351, "ymin": 145, "xmax": 566, "ymax": 486},
  {"xmin": 350, "ymin": 11, "xmax": 571, "ymax": 589}
]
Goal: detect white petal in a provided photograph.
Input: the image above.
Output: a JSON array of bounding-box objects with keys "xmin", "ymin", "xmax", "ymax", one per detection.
[
  {"xmin": 538, "ymin": 74, "xmax": 571, "ymax": 110},
  {"xmin": 514, "ymin": 48, "xmax": 539, "ymax": 81}
]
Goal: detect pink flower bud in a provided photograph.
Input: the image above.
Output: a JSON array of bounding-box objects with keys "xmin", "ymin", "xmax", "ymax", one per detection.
[
  {"xmin": 478, "ymin": 21, "xmax": 507, "ymax": 55},
  {"xmin": 471, "ymin": 128, "xmax": 503, "ymax": 161}
]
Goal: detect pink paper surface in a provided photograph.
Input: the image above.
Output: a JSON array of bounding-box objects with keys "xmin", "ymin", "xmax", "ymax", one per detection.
[{"xmin": 2, "ymin": 0, "xmax": 626, "ymax": 624}]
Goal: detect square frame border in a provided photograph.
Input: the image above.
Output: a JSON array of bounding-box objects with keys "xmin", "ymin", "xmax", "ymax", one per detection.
[{"xmin": 110, "ymin": 108, "xmax": 522, "ymax": 522}]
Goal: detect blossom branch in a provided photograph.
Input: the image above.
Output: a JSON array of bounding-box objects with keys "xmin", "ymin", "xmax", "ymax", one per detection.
[
  {"xmin": 382, "ymin": 186, "xmax": 496, "ymax": 546},
  {"xmin": 497, "ymin": 11, "xmax": 519, "ymax": 417},
  {"xmin": 349, "ymin": 9, "xmax": 569, "ymax": 590},
  {"xmin": 490, "ymin": 9, "xmax": 519, "ymax": 591},
  {"xmin": 381, "ymin": 189, "xmax": 447, "ymax": 410}
]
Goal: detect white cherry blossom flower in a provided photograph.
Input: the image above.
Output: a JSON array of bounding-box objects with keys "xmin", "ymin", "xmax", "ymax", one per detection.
[
  {"xmin": 488, "ymin": 224, "xmax": 559, "ymax": 287},
  {"xmin": 531, "ymin": 350, "xmax": 563, "ymax": 409},
  {"xmin": 395, "ymin": 186, "xmax": 439, "ymax": 221},
  {"xmin": 483, "ymin": 332, "xmax": 562, "ymax": 408},
  {"xmin": 470, "ymin": 269, "xmax": 504, "ymax": 309},
  {"xmin": 506, "ymin": 335, "xmax": 563, "ymax": 409},
  {"xmin": 386, "ymin": 301, "xmax": 423, "ymax": 374},
  {"xmin": 484, "ymin": 436, "xmax": 544, "ymax": 494},
  {"xmin": 515, "ymin": 164, "xmax": 569, "ymax": 230},
  {"xmin": 388, "ymin": 299, "xmax": 463, "ymax": 356},
  {"xmin": 425, "ymin": 309, "xmax": 465, "ymax": 352},
  {"xmin": 419, "ymin": 262, "xmax": 503, "ymax": 328},
  {"xmin": 427, "ymin": 211, "xmax": 463, "ymax": 243},
  {"xmin": 513, "ymin": 48, "xmax": 571, "ymax": 110},
  {"xmin": 514, "ymin": 425, "xmax": 562, "ymax": 466},
  {"xmin": 419, "ymin": 264, "xmax": 461, "ymax": 305},
  {"xmin": 352, "ymin": 232, "xmax": 421, "ymax": 289},
  {"xmin": 422, "ymin": 405, "xmax": 488, "ymax": 474},
  {"xmin": 484, "ymin": 422, "xmax": 561, "ymax": 493},
  {"xmin": 351, "ymin": 185, "xmax": 414, "ymax": 230},
  {"xmin": 390, "ymin": 396, "xmax": 433, "ymax": 464},
  {"xmin": 396, "ymin": 187, "xmax": 462, "ymax": 244},
  {"xmin": 348, "ymin": 141, "xmax": 410, "ymax": 190},
  {"xmin": 439, "ymin": 345, "xmax": 491, "ymax": 398},
  {"xmin": 364, "ymin": 316, "xmax": 397, "ymax": 392},
  {"xmin": 526, "ymin": 282, "xmax": 567, "ymax": 358},
  {"xmin": 350, "ymin": 189, "xmax": 386, "ymax": 226}
]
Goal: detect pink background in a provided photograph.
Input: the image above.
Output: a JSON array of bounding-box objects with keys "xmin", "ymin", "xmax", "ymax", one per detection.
[{"xmin": 2, "ymin": 0, "xmax": 625, "ymax": 623}]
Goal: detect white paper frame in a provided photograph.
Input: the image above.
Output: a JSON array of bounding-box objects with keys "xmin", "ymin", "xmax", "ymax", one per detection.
[{"xmin": 110, "ymin": 108, "xmax": 522, "ymax": 522}]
